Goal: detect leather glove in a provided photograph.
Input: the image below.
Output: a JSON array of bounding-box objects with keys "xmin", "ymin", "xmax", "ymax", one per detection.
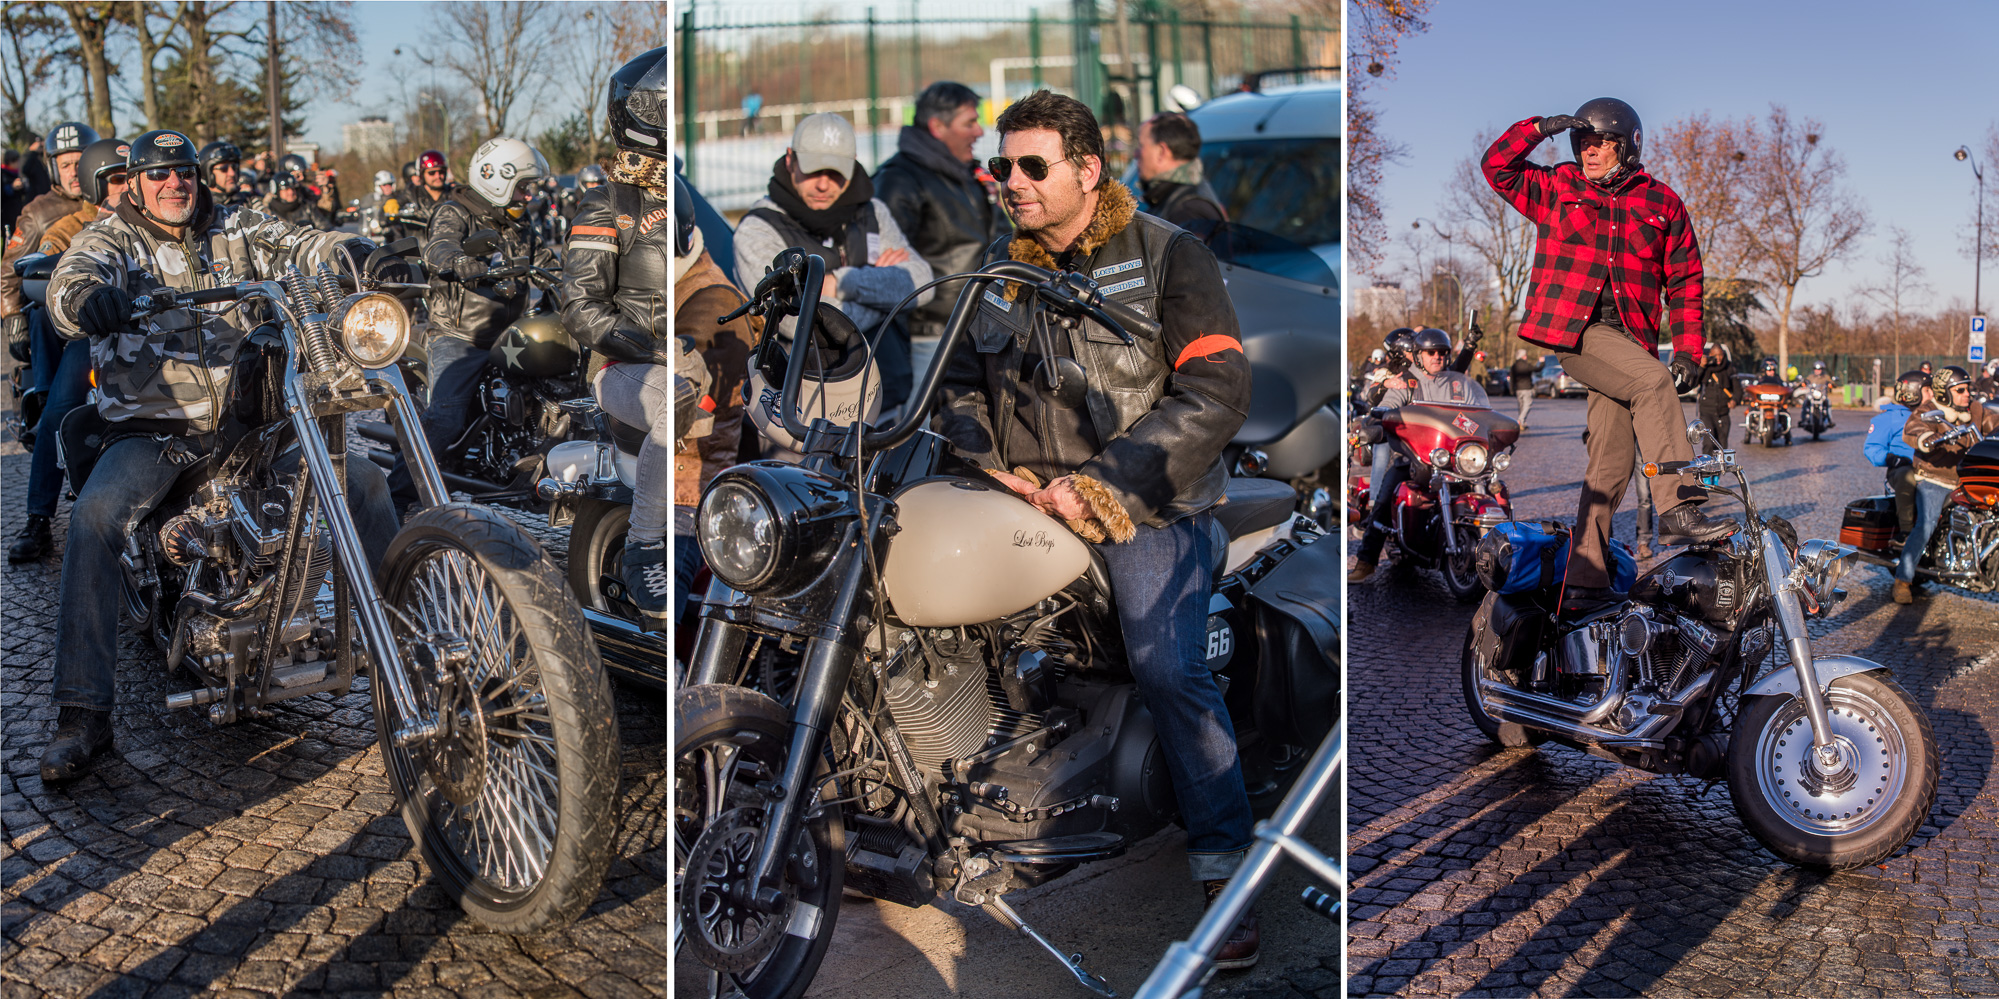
[
  {"xmin": 453, "ymin": 256, "xmax": 489, "ymax": 281},
  {"xmin": 1538, "ymin": 114, "xmax": 1591, "ymax": 137},
  {"xmin": 1670, "ymin": 350, "xmax": 1702, "ymax": 394},
  {"xmin": 78, "ymin": 285, "xmax": 135, "ymax": 337},
  {"xmin": 367, "ymin": 251, "xmax": 416, "ymax": 285},
  {"xmin": 3, "ymin": 313, "xmax": 27, "ymax": 362},
  {"xmin": 1464, "ymin": 313, "xmax": 1483, "ymax": 348}
]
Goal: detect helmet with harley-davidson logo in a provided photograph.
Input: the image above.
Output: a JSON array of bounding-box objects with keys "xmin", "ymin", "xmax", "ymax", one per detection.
[
  {"xmin": 1570, "ymin": 97, "xmax": 1643, "ymax": 171},
  {"xmin": 607, "ymin": 46, "xmax": 670, "ymax": 154},
  {"xmin": 128, "ymin": 129, "xmax": 199, "ymax": 172},
  {"xmin": 1894, "ymin": 370, "xmax": 1928, "ymax": 406},
  {"xmin": 1933, "ymin": 365, "xmax": 1972, "ymax": 395}
]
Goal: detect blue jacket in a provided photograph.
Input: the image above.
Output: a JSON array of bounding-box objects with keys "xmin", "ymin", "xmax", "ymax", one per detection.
[{"xmin": 1864, "ymin": 403, "xmax": 1914, "ymax": 466}]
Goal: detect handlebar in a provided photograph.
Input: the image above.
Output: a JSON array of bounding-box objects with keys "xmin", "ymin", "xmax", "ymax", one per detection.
[{"xmin": 130, "ymin": 285, "xmax": 246, "ymax": 322}]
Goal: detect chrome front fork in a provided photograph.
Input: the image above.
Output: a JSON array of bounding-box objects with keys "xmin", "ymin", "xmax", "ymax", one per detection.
[{"xmin": 1760, "ymin": 528, "xmax": 1839, "ymax": 760}]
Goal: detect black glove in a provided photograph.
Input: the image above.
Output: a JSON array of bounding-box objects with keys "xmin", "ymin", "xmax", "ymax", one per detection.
[
  {"xmin": 1538, "ymin": 114, "xmax": 1591, "ymax": 137},
  {"xmin": 1670, "ymin": 351, "xmax": 1701, "ymax": 394},
  {"xmin": 367, "ymin": 252, "xmax": 416, "ymax": 286},
  {"xmin": 78, "ymin": 285, "xmax": 135, "ymax": 337},
  {"xmin": 452, "ymin": 256, "xmax": 489, "ymax": 282},
  {"xmin": 486, "ymin": 260, "xmax": 531, "ymax": 282},
  {"xmin": 3, "ymin": 313, "xmax": 27, "ymax": 362},
  {"xmin": 1464, "ymin": 313, "xmax": 1483, "ymax": 348}
]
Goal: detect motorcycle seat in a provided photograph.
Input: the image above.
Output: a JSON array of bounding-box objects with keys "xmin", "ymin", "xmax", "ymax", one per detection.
[
  {"xmin": 602, "ymin": 412, "xmax": 649, "ymax": 455},
  {"xmin": 1215, "ymin": 477, "xmax": 1296, "ymax": 541}
]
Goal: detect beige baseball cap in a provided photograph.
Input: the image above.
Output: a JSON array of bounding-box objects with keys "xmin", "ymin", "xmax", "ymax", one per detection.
[{"xmin": 791, "ymin": 113, "xmax": 857, "ymax": 177}]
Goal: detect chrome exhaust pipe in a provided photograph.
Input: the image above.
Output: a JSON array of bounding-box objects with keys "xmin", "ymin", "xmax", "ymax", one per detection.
[{"xmin": 1482, "ymin": 672, "xmax": 1713, "ymax": 745}]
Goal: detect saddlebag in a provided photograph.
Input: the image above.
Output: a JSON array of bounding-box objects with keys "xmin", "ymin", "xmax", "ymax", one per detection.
[
  {"xmin": 1475, "ymin": 520, "xmax": 1634, "ymax": 596},
  {"xmin": 1247, "ymin": 537, "xmax": 1338, "ymax": 746},
  {"xmin": 1838, "ymin": 495, "xmax": 1898, "ymax": 550}
]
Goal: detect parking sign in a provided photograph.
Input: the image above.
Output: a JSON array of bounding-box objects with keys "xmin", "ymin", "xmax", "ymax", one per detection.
[{"xmin": 1973, "ymin": 316, "xmax": 1988, "ymax": 363}]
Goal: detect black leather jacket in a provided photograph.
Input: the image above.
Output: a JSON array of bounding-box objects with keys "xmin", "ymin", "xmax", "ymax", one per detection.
[
  {"xmin": 423, "ymin": 191, "xmax": 551, "ymax": 347},
  {"xmin": 935, "ymin": 183, "xmax": 1250, "ymax": 527},
  {"xmin": 875, "ymin": 126, "xmax": 1008, "ymax": 338},
  {"xmin": 1139, "ymin": 176, "xmax": 1227, "ymax": 232},
  {"xmin": 560, "ymin": 182, "xmax": 672, "ymax": 371}
]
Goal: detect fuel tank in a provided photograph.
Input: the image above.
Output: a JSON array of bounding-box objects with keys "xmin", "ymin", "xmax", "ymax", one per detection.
[
  {"xmin": 882, "ymin": 478, "xmax": 1090, "ymax": 627},
  {"xmin": 1958, "ymin": 437, "xmax": 1999, "ymax": 506},
  {"xmin": 487, "ymin": 313, "xmax": 579, "ymax": 379}
]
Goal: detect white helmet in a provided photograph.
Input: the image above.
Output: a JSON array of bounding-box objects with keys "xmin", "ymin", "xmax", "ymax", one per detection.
[
  {"xmin": 747, "ymin": 304, "xmax": 883, "ymax": 453},
  {"xmin": 373, "ymin": 169, "xmax": 394, "ymax": 186},
  {"xmin": 466, "ymin": 136, "xmax": 549, "ymax": 214}
]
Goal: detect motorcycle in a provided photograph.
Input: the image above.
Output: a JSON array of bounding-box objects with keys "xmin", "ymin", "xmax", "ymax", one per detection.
[
  {"xmin": 1797, "ymin": 383, "xmax": 1834, "ymax": 440},
  {"xmin": 7, "ymin": 251, "xmax": 60, "ymax": 449},
  {"xmin": 1461, "ymin": 420, "xmax": 1939, "ymax": 869},
  {"xmin": 674, "ymin": 249, "xmax": 1337, "ymax": 998},
  {"xmin": 1743, "ymin": 378, "xmax": 1793, "ymax": 446},
  {"xmin": 1347, "ymin": 401, "xmax": 1520, "ymax": 601},
  {"xmin": 356, "ymin": 229, "xmax": 585, "ymax": 507},
  {"xmin": 1839, "ymin": 412, "xmax": 1997, "ymax": 592},
  {"xmin": 59, "ymin": 246, "xmax": 618, "ymax": 932}
]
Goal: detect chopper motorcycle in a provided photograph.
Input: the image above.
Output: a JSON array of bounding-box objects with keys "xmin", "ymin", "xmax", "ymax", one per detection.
[
  {"xmin": 1461, "ymin": 420, "xmax": 1939, "ymax": 869},
  {"xmin": 1743, "ymin": 377, "xmax": 1794, "ymax": 446},
  {"xmin": 1797, "ymin": 383, "xmax": 1834, "ymax": 440},
  {"xmin": 59, "ymin": 243, "xmax": 617, "ymax": 933},
  {"xmin": 673, "ymin": 249, "xmax": 1337, "ymax": 998},
  {"xmin": 1837, "ymin": 412, "xmax": 1997, "ymax": 592},
  {"xmin": 1347, "ymin": 401, "xmax": 1520, "ymax": 601}
]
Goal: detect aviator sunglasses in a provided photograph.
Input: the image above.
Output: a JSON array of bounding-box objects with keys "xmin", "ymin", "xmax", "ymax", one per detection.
[
  {"xmin": 142, "ymin": 165, "xmax": 197, "ymax": 182},
  {"xmin": 986, "ymin": 154, "xmax": 1072, "ymax": 183}
]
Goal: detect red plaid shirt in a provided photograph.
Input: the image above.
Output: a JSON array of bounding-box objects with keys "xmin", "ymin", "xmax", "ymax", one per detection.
[{"xmin": 1483, "ymin": 118, "xmax": 1704, "ymax": 356}]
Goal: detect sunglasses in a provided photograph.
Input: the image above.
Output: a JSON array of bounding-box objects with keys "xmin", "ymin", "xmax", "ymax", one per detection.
[
  {"xmin": 986, "ymin": 154, "xmax": 1069, "ymax": 183},
  {"xmin": 424, "ymin": 168, "xmax": 447, "ymax": 176},
  {"xmin": 1418, "ymin": 348, "xmax": 1449, "ymax": 356},
  {"xmin": 142, "ymin": 165, "xmax": 196, "ymax": 182}
]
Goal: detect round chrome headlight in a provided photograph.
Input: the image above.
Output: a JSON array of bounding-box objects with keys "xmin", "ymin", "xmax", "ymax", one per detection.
[
  {"xmin": 1456, "ymin": 442, "xmax": 1490, "ymax": 476},
  {"xmin": 1491, "ymin": 451, "xmax": 1512, "ymax": 472},
  {"xmin": 698, "ymin": 480, "xmax": 780, "ymax": 590},
  {"xmin": 331, "ymin": 291, "xmax": 411, "ymax": 368},
  {"xmin": 1429, "ymin": 447, "xmax": 1452, "ymax": 468}
]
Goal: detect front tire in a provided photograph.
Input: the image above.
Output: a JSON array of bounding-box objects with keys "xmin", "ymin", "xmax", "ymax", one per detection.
[
  {"xmin": 1727, "ymin": 670, "xmax": 1938, "ymax": 870},
  {"xmin": 1441, "ymin": 522, "xmax": 1485, "ymax": 603},
  {"xmin": 376, "ymin": 503, "xmax": 619, "ymax": 933}
]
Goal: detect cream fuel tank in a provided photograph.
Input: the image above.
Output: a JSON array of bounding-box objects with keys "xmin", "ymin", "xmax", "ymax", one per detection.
[{"xmin": 879, "ymin": 479, "xmax": 1092, "ymax": 627}]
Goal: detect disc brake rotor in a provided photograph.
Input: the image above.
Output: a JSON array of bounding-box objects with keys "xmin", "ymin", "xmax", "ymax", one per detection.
[
  {"xmin": 413, "ymin": 635, "xmax": 488, "ymax": 807},
  {"xmin": 681, "ymin": 806, "xmax": 793, "ymax": 974}
]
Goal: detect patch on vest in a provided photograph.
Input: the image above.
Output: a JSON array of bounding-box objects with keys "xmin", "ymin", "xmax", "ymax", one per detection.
[
  {"xmin": 615, "ymin": 214, "xmax": 635, "ymax": 230},
  {"xmin": 1092, "ymin": 259, "xmax": 1141, "ymax": 279},
  {"xmin": 982, "ymin": 289, "xmax": 1012, "ymax": 312},
  {"xmin": 637, "ymin": 207, "xmax": 669, "ymax": 234},
  {"xmin": 1099, "ymin": 275, "xmax": 1146, "ymax": 296}
]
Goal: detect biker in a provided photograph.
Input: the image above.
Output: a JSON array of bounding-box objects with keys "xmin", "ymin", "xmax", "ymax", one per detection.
[
  {"xmin": 560, "ymin": 46, "xmax": 688, "ymax": 626},
  {"xmin": 875, "ymin": 80, "xmax": 1011, "ymax": 342},
  {"xmin": 1866, "ymin": 371, "xmax": 1927, "ymax": 542},
  {"xmin": 397, "ymin": 149, "xmax": 454, "ymax": 231},
  {"xmin": 263, "ymin": 171, "xmax": 334, "ymax": 229},
  {"xmin": 933, "ymin": 89, "xmax": 1261, "ymax": 967},
  {"xmin": 197, "ymin": 140, "xmax": 252, "ymax": 207},
  {"xmin": 575, "ymin": 163, "xmax": 606, "ymax": 195},
  {"xmin": 386, "ymin": 136, "xmax": 557, "ymax": 511},
  {"xmin": 37, "ymin": 129, "xmax": 407, "ymax": 782},
  {"xmin": 362, "ymin": 169, "xmax": 397, "ymax": 238},
  {"xmin": 1697, "ymin": 342, "xmax": 1735, "ymax": 448},
  {"xmin": 1895, "ymin": 365, "xmax": 1999, "ymax": 604},
  {"xmin": 1799, "ymin": 359, "xmax": 1836, "ymax": 427},
  {"xmin": 2, "ymin": 122, "xmax": 97, "ymax": 366},
  {"xmin": 1351, "ymin": 326, "xmax": 1489, "ymax": 581},
  {"xmin": 1485, "ymin": 98, "xmax": 1735, "ymax": 614},
  {"xmin": 6, "ymin": 137, "xmax": 129, "ymax": 564}
]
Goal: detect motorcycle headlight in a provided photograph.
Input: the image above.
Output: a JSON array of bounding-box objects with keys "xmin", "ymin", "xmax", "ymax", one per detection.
[
  {"xmin": 1429, "ymin": 447, "xmax": 1452, "ymax": 468},
  {"xmin": 330, "ymin": 291, "xmax": 411, "ymax": 369},
  {"xmin": 1810, "ymin": 389, "xmax": 1824, "ymax": 400},
  {"xmin": 1491, "ymin": 451, "xmax": 1512, "ymax": 472},
  {"xmin": 1455, "ymin": 442, "xmax": 1489, "ymax": 476},
  {"xmin": 1790, "ymin": 538, "xmax": 1859, "ymax": 615},
  {"xmin": 698, "ymin": 479, "xmax": 781, "ymax": 591}
]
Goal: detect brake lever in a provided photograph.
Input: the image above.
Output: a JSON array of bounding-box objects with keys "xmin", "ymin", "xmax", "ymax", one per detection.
[{"xmin": 1039, "ymin": 272, "xmax": 1136, "ymax": 345}]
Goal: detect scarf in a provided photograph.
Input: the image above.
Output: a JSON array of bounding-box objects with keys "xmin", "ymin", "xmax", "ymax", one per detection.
[
  {"xmin": 611, "ymin": 150, "xmax": 673, "ymax": 202},
  {"xmin": 765, "ymin": 156, "xmax": 875, "ymax": 241},
  {"xmin": 1154, "ymin": 158, "xmax": 1204, "ymax": 187}
]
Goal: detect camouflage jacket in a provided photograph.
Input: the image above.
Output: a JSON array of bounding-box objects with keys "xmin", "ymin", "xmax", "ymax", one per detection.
[
  {"xmin": 47, "ymin": 191, "xmax": 372, "ymax": 430},
  {"xmin": 2, "ymin": 186, "xmax": 91, "ymax": 316}
]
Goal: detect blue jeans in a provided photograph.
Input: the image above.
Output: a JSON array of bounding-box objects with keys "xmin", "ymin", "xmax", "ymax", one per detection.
[
  {"xmin": 1095, "ymin": 510, "xmax": 1253, "ymax": 880},
  {"xmin": 53, "ymin": 434, "xmax": 398, "ymax": 711},
  {"xmin": 28, "ymin": 306, "xmax": 64, "ymax": 393},
  {"xmin": 26, "ymin": 338, "xmax": 92, "ymax": 517},
  {"xmin": 1896, "ymin": 479, "xmax": 1950, "ymax": 583},
  {"xmin": 388, "ymin": 334, "xmax": 488, "ymax": 508}
]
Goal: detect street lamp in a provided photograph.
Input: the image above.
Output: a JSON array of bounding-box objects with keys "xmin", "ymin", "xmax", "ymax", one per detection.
[{"xmin": 1957, "ymin": 145, "xmax": 1984, "ymax": 320}]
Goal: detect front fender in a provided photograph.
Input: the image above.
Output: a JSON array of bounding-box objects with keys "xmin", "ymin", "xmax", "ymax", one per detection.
[{"xmin": 1744, "ymin": 653, "xmax": 1891, "ymax": 700}]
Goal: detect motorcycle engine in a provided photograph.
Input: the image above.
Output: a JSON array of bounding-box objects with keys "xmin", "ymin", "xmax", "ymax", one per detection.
[
  {"xmin": 1611, "ymin": 607, "xmax": 1721, "ymax": 732},
  {"xmin": 883, "ymin": 631, "xmax": 999, "ymax": 770},
  {"xmin": 1937, "ymin": 506, "xmax": 1998, "ymax": 590}
]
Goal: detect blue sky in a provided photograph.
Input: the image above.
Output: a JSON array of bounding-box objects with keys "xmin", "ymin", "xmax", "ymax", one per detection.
[{"xmin": 1365, "ymin": 0, "xmax": 1998, "ymax": 315}]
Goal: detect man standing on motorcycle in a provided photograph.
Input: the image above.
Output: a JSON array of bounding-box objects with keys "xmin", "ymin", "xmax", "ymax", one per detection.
[
  {"xmin": 1697, "ymin": 342, "xmax": 1735, "ymax": 447},
  {"xmin": 1894, "ymin": 365, "xmax": 1999, "ymax": 604},
  {"xmin": 386, "ymin": 137, "xmax": 557, "ymax": 512},
  {"xmin": 1485, "ymin": 98, "xmax": 1735, "ymax": 612},
  {"xmin": 1867, "ymin": 371, "xmax": 1927, "ymax": 542},
  {"xmin": 1350, "ymin": 327, "xmax": 1488, "ymax": 580},
  {"xmin": 560, "ymin": 47, "xmax": 689, "ymax": 626},
  {"xmin": 933, "ymin": 89, "xmax": 1261, "ymax": 967},
  {"xmin": 36, "ymin": 129, "xmax": 407, "ymax": 782}
]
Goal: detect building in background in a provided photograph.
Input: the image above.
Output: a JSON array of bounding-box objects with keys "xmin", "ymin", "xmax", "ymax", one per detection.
[
  {"xmin": 340, "ymin": 117, "xmax": 396, "ymax": 164},
  {"xmin": 1356, "ymin": 283, "xmax": 1407, "ymax": 329}
]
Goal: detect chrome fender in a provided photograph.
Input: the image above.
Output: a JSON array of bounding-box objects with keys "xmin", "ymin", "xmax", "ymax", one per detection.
[{"xmin": 1743, "ymin": 654, "xmax": 1891, "ymax": 700}]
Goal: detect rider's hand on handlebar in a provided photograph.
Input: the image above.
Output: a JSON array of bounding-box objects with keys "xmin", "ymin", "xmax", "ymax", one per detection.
[
  {"xmin": 80, "ymin": 285, "xmax": 135, "ymax": 336},
  {"xmin": 1670, "ymin": 351, "xmax": 1701, "ymax": 394},
  {"xmin": 1538, "ymin": 114, "xmax": 1591, "ymax": 137}
]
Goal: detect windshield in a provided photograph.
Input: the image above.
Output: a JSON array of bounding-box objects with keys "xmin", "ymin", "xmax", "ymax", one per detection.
[
  {"xmin": 1200, "ymin": 137, "xmax": 1341, "ymax": 250},
  {"xmin": 1197, "ymin": 222, "xmax": 1336, "ymax": 285}
]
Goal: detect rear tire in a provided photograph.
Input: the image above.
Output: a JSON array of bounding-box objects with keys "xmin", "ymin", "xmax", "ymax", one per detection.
[
  {"xmin": 566, "ymin": 498, "xmax": 632, "ymax": 615},
  {"xmin": 1460, "ymin": 620, "xmax": 1546, "ymax": 748}
]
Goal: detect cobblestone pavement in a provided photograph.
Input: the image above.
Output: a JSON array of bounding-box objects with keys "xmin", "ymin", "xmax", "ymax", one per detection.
[
  {"xmin": 1, "ymin": 435, "xmax": 674, "ymax": 998},
  {"xmin": 1347, "ymin": 398, "xmax": 1999, "ymax": 998}
]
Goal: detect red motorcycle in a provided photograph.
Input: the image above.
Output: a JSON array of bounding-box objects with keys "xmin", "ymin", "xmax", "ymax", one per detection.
[{"xmin": 1350, "ymin": 402, "xmax": 1521, "ymax": 600}]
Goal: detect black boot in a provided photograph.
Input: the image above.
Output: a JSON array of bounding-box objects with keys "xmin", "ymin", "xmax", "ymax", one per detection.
[
  {"xmin": 1204, "ymin": 880, "xmax": 1260, "ymax": 970},
  {"xmin": 621, "ymin": 536, "xmax": 675, "ymax": 631},
  {"xmin": 40, "ymin": 707, "xmax": 113, "ymax": 783},
  {"xmin": 1658, "ymin": 503, "xmax": 1739, "ymax": 546},
  {"xmin": 7, "ymin": 514, "xmax": 53, "ymax": 563}
]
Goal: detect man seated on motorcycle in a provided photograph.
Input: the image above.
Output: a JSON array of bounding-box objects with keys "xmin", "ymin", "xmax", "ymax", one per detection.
[
  {"xmin": 263, "ymin": 171, "xmax": 334, "ymax": 230},
  {"xmin": 198, "ymin": 140, "xmax": 252, "ymax": 208},
  {"xmin": 386, "ymin": 137, "xmax": 558, "ymax": 512},
  {"xmin": 1350, "ymin": 327, "xmax": 1488, "ymax": 581},
  {"xmin": 1798, "ymin": 359, "xmax": 1837, "ymax": 425},
  {"xmin": 932, "ymin": 89, "xmax": 1262, "ymax": 968},
  {"xmin": 3, "ymin": 122, "xmax": 96, "ymax": 375},
  {"xmin": 1866, "ymin": 371, "xmax": 1926, "ymax": 542},
  {"xmin": 1894, "ymin": 365, "xmax": 1999, "ymax": 604},
  {"xmin": 37, "ymin": 129, "xmax": 407, "ymax": 782}
]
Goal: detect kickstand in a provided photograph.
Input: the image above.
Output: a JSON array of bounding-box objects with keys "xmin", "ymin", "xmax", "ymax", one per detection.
[{"xmin": 983, "ymin": 896, "xmax": 1118, "ymax": 997}]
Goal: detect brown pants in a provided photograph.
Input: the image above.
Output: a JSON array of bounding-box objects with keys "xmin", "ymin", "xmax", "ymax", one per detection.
[{"xmin": 1554, "ymin": 324, "xmax": 1705, "ymax": 588}]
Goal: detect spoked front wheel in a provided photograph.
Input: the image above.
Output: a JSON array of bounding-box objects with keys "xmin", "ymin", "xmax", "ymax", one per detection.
[
  {"xmin": 1728, "ymin": 670, "xmax": 1938, "ymax": 870},
  {"xmin": 1441, "ymin": 522, "xmax": 1485, "ymax": 603},
  {"xmin": 377, "ymin": 503, "xmax": 619, "ymax": 933}
]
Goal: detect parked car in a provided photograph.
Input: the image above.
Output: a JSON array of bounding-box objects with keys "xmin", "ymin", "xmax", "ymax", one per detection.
[
  {"xmin": 1534, "ymin": 359, "xmax": 1586, "ymax": 398},
  {"xmin": 1180, "ymin": 72, "xmax": 1341, "ymax": 279}
]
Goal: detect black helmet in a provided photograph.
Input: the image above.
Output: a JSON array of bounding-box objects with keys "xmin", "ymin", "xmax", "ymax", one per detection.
[
  {"xmin": 607, "ymin": 46, "xmax": 670, "ymax": 154},
  {"xmin": 78, "ymin": 137, "xmax": 130, "ymax": 206},
  {"xmin": 1760, "ymin": 356, "xmax": 1779, "ymax": 374},
  {"xmin": 1385, "ymin": 327, "xmax": 1416, "ymax": 351},
  {"xmin": 1894, "ymin": 370, "xmax": 1928, "ymax": 406},
  {"xmin": 128, "ymin": 129, "xmax": 199, "ymax": 172},
  {"xmin": 1412, "ymin": 327, "xmax": 1454, "ymax": 355},
  {"xmin": 1811, "ymin": 360, "xmax": 1827, "ymax": 372},
  {"xmin": 1570, "ymin": 97, "xmax": 1643, "ymax": 171},
  {"xmin": 45, "ymin": 121, "xmax": 99, "ymax": 158},
  {"xmin": 279, "ymin": 152, "xmax": 308, "ymax": 175},
  {"xmin": 198, "ymin": 139, "xmax": 240, "ymax": 170},
  {"xmin": 577, "ymin": 163, "xmax": 607, "ymax": 187},
  {"xmin": 401, "ymin": 159, "xmax": 418, "ymax": 181},
  {"xmin": 1933, "ymin": 365, "xmax": 1972, "ymax": 395},
  {"xmin": 674, "ymin": 175, "xmax": 696, "ymax": 257},
  {"xmin": 271, "ymin": 171, "xmax": 300, "ymax": 192}
]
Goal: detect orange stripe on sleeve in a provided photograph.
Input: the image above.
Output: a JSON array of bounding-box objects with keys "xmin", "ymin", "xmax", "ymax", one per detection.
[
  {"xmin": 1174, "ymin": 334, "xmax": 1244, "ymax": 369},
  {"xmin": 572, "ymin": 225, "xmax": 618, "ymax": 237}
]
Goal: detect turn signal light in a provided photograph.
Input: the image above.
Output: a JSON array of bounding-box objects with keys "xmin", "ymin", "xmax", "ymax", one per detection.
[{"xmin": 1641, "ymin": 462, "xmax": 1660, "ymax": 478}]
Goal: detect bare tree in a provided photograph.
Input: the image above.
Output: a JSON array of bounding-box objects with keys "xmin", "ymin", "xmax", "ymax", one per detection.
[
  {"xmin": 0, "ymin": 2, "xmax": 70, "ymax": 147},
  {"xmin": 1862, "ymin": 226, "xmax": 1931, "ymax": 376},
  {"xmin": 1648, "ymin": 111, "xmax": 1761, "ymax": 292},
  {"xmin": 1434, "ymin": 129, "xmax": 1557, "ymax": 340},
  {"xmin": 122, "ymin": 1, "xmax": 186, "ymax": 131},
  {"xmin": 62, "ymin": 1, "xmax": 121, "ymax": 135},
  {"xmin": 421, "ymin": 1, "xmax": 561, "ymax": 139},
  {"xmin": 1346, "ymin": 0, "xmax": 1433, "ymax": 275},
  {"xmin": 1741, "ymin": 105, "xmax": 1871, "ymax": 376}
]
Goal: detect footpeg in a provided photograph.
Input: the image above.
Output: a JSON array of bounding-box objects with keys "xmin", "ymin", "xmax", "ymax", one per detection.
[{"xmin": 982, "ymin": 896, "xmax": 1116, "ymax": 997}]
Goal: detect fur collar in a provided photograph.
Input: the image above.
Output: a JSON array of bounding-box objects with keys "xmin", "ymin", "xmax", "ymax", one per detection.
[
  {"xmin": 1004, "ymin": 181, "xmax": 1138, "ymax": 296},
  {"xmin": 1938, "ymin": 403, "xmax": 1972, "ymax": 424}
]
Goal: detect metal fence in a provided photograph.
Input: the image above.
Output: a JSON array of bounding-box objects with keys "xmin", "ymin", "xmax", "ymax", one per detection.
[{"xmin": 676, "ymin": 1, "xmax": 1339, "ymax": 210}]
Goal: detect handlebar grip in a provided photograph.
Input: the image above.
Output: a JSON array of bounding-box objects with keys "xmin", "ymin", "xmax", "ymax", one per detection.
[
  {"xmin": 183, "ymin": 286, "xmax": 243, "ymax": 306},
  {"xmin": 1642, "ymin": 460, "xmax": 1694, "ymax": 477}
]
